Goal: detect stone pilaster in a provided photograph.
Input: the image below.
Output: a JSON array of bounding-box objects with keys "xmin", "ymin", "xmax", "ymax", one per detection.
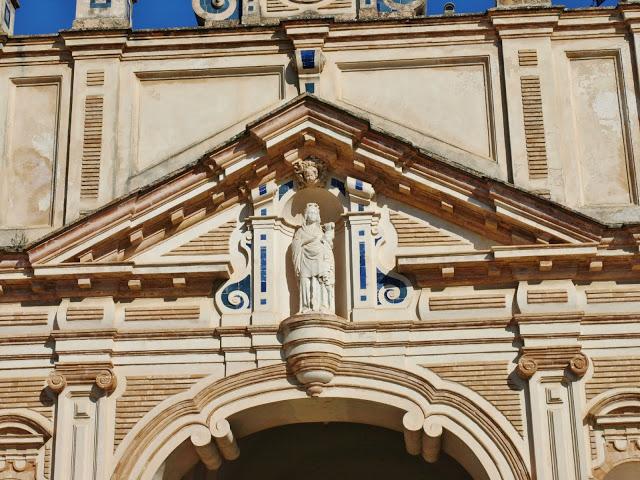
[
  {"xmin": 47, "ymin": 363, "xmax": 118, "ymax": 480},
  {"xmin": 248, "ymin": 180, "xmax": 280, "ymax": 325},
  {"xmin": 60, "ymin": 31, "xmax": 126, "ymax": 221},
  {"xmin": 344, "ymin": 177, "xmax": 378, "ymax": 321},
  {"xmin": 514, "ymin": 305, "xmax": 589, "ymax": 480},
  {"xmin": 73, "ymin": 0, "xmax": 136, "ymax": 30},
  {"xmin": 490, "ymin": 7, "xmax": 563, "ymax": 202}
]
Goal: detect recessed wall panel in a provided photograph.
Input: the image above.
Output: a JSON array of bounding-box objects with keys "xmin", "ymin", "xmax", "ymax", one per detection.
[
  {"xmin": 4, "ymin": 81, "xmax": 59, "ymax": 228},
  {"xmin": 340, "ymin": 61, "xmax": 494, "ymax": 160},
  {"xmin": 569, "ymin": 56, "xmax": 633, "ymax": 206},
  {"xmin": 135, "ymin": 70, "xmax": 282, "ymax": 171}
]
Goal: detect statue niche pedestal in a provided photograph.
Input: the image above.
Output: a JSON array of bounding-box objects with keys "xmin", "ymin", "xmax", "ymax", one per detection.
[{"xmin": 279, "ymin": 313, "xmax": 347, "ymax": 397}]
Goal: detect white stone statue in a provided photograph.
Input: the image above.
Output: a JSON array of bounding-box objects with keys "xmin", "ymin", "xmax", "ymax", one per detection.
[{"xmin": 292, "ymin": 203, "xmax": 335, "ymax": 314}]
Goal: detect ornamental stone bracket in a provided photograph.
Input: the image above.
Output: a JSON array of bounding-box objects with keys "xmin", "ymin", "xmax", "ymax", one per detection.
[
  {"xmin": 279, "ymin": 313, "xmax": 346, "ymax": 397},
  {"xmin": 284, "ymin": 22, "xmax": 329, "ymax": 96}
]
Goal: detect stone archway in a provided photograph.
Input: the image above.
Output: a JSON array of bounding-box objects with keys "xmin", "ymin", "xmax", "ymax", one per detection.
[
  {"xmin": 111, "ymin": 362, "xmax": 530, "ymax": 480},
  {"xmin": 175, "ymin": 422, "xmax": 473, "ymax": 480}
]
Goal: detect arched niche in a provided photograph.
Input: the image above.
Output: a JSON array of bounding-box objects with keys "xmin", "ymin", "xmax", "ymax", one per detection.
[
  {"xmin": 111, "ymin": 362, "xmax": 529, "ymax": 480},
  {"xmin": 0, "ymin": 409, "xmax": 53, "ymax": 480},
  {"xmin": 281, "ymin": 186, "xmax": 348, "ymax": 317},
  {"xmin": 586, "ymin": 388, "xmax": 640, "ymax": 479}
]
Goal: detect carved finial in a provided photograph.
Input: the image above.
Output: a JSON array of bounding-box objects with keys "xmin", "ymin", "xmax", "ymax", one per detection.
[{"xmin": 293, "ymin": 156, "xmax": 327, "ymax": 189}]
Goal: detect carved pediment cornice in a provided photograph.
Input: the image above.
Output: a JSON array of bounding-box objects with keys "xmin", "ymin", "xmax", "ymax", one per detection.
[{"xmin": 0, "ymin": 95, "xmax": 638, "ymax": 300}]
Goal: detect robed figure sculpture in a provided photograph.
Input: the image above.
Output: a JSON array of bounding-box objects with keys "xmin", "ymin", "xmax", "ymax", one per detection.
[{"xmin": 292, "ymin": 203, "xmax": 335, "ymax": 313}]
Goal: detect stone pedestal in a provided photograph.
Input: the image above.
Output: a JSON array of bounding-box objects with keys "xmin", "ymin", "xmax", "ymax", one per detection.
[
  {"xmin": 73, "ymin": 0, "xmax": 136, "ymax": 30},
  {"xmin": 279, "ymin": 313, "xmax": 347, "ymax": 397}
]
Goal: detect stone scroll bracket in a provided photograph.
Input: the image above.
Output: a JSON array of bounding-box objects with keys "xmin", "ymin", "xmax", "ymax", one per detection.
[
  {"xmin": 47, "ymin": 363, "xmax": 118, "ymax": 480},
  {"xmin": 284, "ymin": 22, "xmax": 329, "ymax": 96}
]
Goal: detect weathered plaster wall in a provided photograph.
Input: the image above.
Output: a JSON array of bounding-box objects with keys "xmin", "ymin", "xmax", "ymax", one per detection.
[{"xmin": 2, "ymin": 7, "xmax": 640, "ymax": 244}]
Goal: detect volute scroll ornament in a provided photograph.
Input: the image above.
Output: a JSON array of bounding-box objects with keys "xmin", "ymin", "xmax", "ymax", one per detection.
[
  {"xmin": 46, "ymin": 365, "xmax": 117, "ymax": 394},
  {"xmin": 569, "ymin": 353, "xmax": 589, "ymax": 377},
  {"xmin": 516, "ymin": 355, "xmax": 538, "ymax": 380}
]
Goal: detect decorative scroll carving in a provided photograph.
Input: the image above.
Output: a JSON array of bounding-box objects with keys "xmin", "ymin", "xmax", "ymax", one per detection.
[
  {"xmin": 292, "ymin": 203, "xmax": 335, "ymax": 314},
  {"xmin": 47, "ymin": 363, "xmax": 117, "ymax": 394},
  {"xmin": 515, "ymin": 348, "xmax": 589, "ymax": 380}
]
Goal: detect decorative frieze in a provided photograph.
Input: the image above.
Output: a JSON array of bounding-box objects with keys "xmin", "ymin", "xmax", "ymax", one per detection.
[{"xmin": 0, "ymin": 312, "xmax": 48, "ymax": 327}]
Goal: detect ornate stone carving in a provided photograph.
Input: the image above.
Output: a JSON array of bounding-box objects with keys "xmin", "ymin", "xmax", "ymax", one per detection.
[
  {"xmin": 569, "ymin": 353, "xmax": 589, "ymax": 377},
  {"xmin": 293, "ymin": 156, "xmax": 327, "ymax": 189},
  {"xmin": 47, "ymin": 364, "xmax": 117, "ymax": 394},
  {"xmin": 516, "ymin": 355, "xmax": 538, "ymax": 380},
  {"xmin": 279, "ymin": 313, "xmax": 345, "ymax": 396},
  {"xmin": 292, "ymin": 203, "xmax": 335, "ymax": 314}
]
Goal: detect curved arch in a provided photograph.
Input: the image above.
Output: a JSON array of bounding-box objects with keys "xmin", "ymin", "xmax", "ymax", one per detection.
[
  {"xmin": 586, "ymin": 388, "xmax": 640, "ymax": 419},
  {"xmin": 0, "ymin": 409, "xmax": 53, "ymax": 438},
  {"xmin": 111, "ymin": 361, "xmax": 530, "ymax": 480}
]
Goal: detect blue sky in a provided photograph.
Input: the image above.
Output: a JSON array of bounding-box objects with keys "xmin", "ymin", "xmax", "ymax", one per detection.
[{"xmin": 14, "ymin": 0, "xmax": 618, "ymax": 35}]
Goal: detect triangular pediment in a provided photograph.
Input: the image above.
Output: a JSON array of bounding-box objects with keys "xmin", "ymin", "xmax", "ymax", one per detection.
[{"xmin": 1, "ymin": 95, "xmax": 638, "ymax": 296}]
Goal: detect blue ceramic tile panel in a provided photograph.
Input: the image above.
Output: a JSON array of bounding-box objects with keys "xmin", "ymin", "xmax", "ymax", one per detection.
[
  {"xmin": 259, "ymin": 184, "xmax": 267, "ymax": 196},
  {"xmin": 376, "ymin": 269, "xmax": 408, "ymax": 305},
  {"xmin": 330, "ymin": 178, "xmax": 346, "ymax": 196},
  {"xmin": 355, "ymin": 180, "xmax": 363, "ymax": 191},
  {"xmin": 221, "ymin": 274, "xmax": 252, "ymax": 310},
  {"xmin": 301, "ymin": 50, "xmax": 315, "ymax": 69},
  {"xmin": 260, "ymin": 246, "xmax": 267, "ymax": 293},
  {"xmin": 305, "ymin": 83, "xmax": 315, "ymax": 94},
  {"xmin": 278, "ymin": 181, "xmax": 294, "ymax": 199},
  {"xmin": 359, "ymin": 242, "xmax": 367, "ymax": 290}
]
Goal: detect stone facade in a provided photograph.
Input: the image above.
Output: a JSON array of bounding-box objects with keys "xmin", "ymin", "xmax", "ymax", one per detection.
[{"xmin": 1, "ymin": 1, "xmax": 640, "ymax": 479}]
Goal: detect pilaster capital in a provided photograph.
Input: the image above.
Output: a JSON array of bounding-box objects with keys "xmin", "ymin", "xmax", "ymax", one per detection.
[
  {"xmin": 515, "ymin": 347, "xmax": 589, "ymax": 381},
  {"xmin": 47, "ymin": 362, "xmax": 117, "ymax": 394}
]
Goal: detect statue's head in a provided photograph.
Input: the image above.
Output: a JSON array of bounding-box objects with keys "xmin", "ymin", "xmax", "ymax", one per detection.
[{"xmin": 304, "ymin": 203, "xmax": 321, "ymax": 225}]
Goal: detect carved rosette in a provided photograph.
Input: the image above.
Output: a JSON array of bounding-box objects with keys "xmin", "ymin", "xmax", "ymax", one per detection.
[
  {"xmin": 47, "ymin": 364, "xmax": 117, "ymax": 395},
  {"xmin": 279, "ymin": 313, "xmax": 346, "ymax": 397}
]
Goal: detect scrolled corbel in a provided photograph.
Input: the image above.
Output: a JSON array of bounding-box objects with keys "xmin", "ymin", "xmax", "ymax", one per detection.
[
  {"xmin": 516, "ymin": 355, "xmax": 538, "ymax": 380},
  {"xmin": 569, "ymin": 353, "xmax": 589, "ymax": 377},
  {"xmin": 47, "ymin": 371, "xmax": 67, "ymax": 394},
  {"xmin": 95, "ymin": 369, "xmax": 117, "ymax": 393}
]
